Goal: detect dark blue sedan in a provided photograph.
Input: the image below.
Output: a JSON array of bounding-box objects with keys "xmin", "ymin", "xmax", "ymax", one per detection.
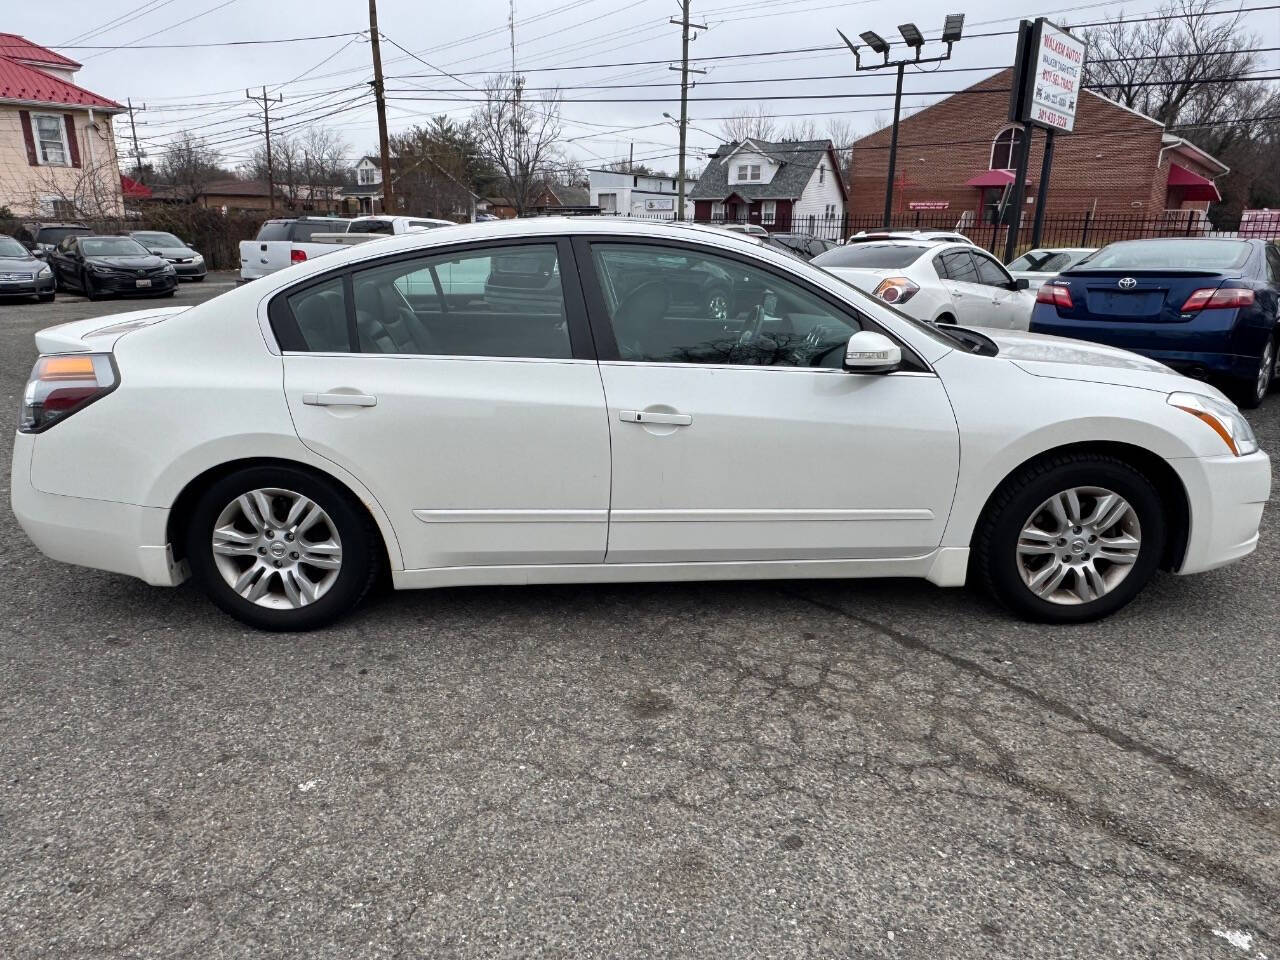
[{"xmin": 1030, "ymin": 237, "xmax": 1280, "ymax": 408}]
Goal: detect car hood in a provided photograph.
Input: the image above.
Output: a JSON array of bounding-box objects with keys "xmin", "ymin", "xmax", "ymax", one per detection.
[
  {"xmin": 980, "ymin": 328, "xmax": 1232, "ymax": 400},
  {"xmin": 0, "ymin": 255, "xmax": 41, "ymax": 270},
  {"xmin": 87, "ymin": 254, "xmax": 168, "ymax": 270},
  {"xmin": 35, "ymin": 305, "xmax": 190, "ymax": 354}
]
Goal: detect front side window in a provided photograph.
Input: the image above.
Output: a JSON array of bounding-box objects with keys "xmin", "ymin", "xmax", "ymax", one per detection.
[
  {"xmin": 589, "ymin": 242, "xmax": 861, "ymax": 369},
  {"xmin": 973, "ymin": 253, "xmax": 1012, "ymax": 287},
  {"xmin": 33, "ymin": 113, "xmax": 69, "ymax": 165},
  {"xmin": 351, "ymin": 243, "xmax": 571, "ymax": 358}
]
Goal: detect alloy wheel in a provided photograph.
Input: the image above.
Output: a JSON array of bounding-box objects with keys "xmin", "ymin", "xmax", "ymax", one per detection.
[
  {"xmin": 1015, "ymin": 486, "xmax": 1142, "ymax": 605},
  {"xmin": 1257, "ymin": 339, "xmax": 1275, "ymax": 403},
  {"xmin": 210, "ymin": 488, "xmax": 343, "ymax": 609}
]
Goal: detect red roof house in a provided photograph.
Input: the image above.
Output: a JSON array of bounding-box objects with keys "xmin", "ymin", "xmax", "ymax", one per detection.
[{"xmin": 1, "ymin": 33, "xmax": 125, "ymax": 218}]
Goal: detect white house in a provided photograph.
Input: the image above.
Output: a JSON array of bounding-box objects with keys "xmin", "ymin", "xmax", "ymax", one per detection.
[
  {"xmin": 587, "ymin": 168, "xmax": 698, "ymax": 219},
  {"xmin": 688, "ymin": 138, "xmax": 847, "ymax": 235}
]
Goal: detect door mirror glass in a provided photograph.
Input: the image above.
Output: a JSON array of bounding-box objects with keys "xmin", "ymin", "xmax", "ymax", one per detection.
[
  {"xmin": 843, "ymin": 331, "xmax": 901, "ymax": 373},
  {"xmin": 1012, "ymin": 277, "xmax": 1030, "ymax": 291}
]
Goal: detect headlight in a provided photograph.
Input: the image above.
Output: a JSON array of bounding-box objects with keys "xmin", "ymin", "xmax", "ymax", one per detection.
[
  {"xmin": 192, "ymin": 254, "xmax": 204, "ymax": 264},
  {"xmin": 89, "ymin": 263, "xmax": 115, "ymax": 274},
  {"xmin": 162, "ymin": 263, "xmax": 176, "ymax": 274},
  {"xmin": 37, "ymin": 265, "xmax": 51, "ymax": 278},
  {"xmin": 1168, "ymin": 391, "xmax": 1259, "ymax": 456}
]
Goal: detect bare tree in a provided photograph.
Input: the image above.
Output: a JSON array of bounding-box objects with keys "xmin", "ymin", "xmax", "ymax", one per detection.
[
  {"xmin": 157, "ymin": 131, "xmax": 224, "ymax": 203},
  {"xmin": 300, "ymin": 127, "xmax": 350, "ymax": 211},
  {"xmin": 470, "ymin": 74, "xmax": 564, "ymax": 215},
  {"xmin": 825, "ymin": 117, "xmax": 857, "ymax": 185},
  {"xmin": 780, "ymin": 119, "xmax": 820, "ymax": 141},
  {"xmin": 719, "ymin": 105, "xmax": 776, "ymax": 142}
]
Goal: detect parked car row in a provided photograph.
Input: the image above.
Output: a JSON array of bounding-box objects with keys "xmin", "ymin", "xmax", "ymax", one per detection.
[
  {"xmin": 12, "ymin": 218, "xmax": 1270, "ymax": 633},
  {"xmin": 238, "ymin": 215, "xmax": 456, "ymax": 282},
  {"xmin": 4, "ymin": 222, "xmax": 207, "ymax": 303}
]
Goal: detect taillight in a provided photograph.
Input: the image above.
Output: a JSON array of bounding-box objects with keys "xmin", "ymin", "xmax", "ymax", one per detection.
[
  {"xmin": 1036, "ymin": 284, "xmax": 1073, "ymax": 310},
  {"xmin": 19, "ymin": 353, "xmax": 118, "ymax": 433},
  {"xmin": 872, "ymin": 276, "xmax": 920, "ymax": 304},
  {"xmin": 290, "ymin": 249, "xmax": 308, "ymax": 263},
  {"xmin": 1179, "ymin": 287, "xmax": 1254, "ymax": 312}
]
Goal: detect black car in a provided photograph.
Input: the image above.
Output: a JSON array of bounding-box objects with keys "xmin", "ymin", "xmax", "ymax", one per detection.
[
  {"xmin": 0, "ymin": 235, "xmax": 56, "ymax": 302},
  {"xmin": 16, "ymin": 221, "xmax": 92, "ymax": 255},
  {"xmin": 48, "ymin": 235, "xmax": 178, "ymax": 301},
  {"xmin": 129, "ymin": 230, "xmax": 207, "ymax": 280},
  {"xmin": 764, "ymin": 233, "xmax": 837, "ymax": 261}
]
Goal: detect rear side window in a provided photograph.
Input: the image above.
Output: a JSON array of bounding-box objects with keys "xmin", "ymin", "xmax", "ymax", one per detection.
[
  {"xmin": 408, "ymin": 220, "xmax": 447, "ymax": 229},
  {"xmin": 812, "ymin": 244, "xmax": 928, "ymax": 269},
  {"xmin": 292, "ymin": 220, "xmax": 349, "ymax": 242},
  {"xmin": 1264, "ymin": 245, "xmax": 1280, "ymax": 285},
  {"xmin": 286, "ymin": 277, "xmax": 350, "ymax": 352}
]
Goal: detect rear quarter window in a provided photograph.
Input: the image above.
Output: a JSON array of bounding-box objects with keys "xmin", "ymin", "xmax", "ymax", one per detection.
[
  {"xmin": 292, "ymin": 220, "xmax": 350, "ymax": 242},
  {"xmin": 255, "ymin": 222, "xmax": 292, "ymax": 242}
]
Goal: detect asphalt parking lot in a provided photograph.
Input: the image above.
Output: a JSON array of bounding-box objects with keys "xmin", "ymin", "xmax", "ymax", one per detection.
[{"xmin": 1, "ymin": 278, "xmax": 1277, "ymax": 959}]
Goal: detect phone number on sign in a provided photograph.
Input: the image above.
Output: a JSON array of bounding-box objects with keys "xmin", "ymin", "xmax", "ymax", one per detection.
[{"xmin": 1034, "ymin": 105, "xmax": 1071, "ymax": 128}]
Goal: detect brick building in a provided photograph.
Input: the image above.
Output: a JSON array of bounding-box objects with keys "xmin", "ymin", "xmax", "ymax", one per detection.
[{"xmin": 848, "ymin": 68, "xmax": 1226, "ymax": 227}]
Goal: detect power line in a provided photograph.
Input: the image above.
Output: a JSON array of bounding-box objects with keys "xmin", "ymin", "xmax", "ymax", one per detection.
[
  {"xmin": 60, "ymin": 31, "xmax": 366, "ymax": 49},
  {"xmin": 81, "ymin": 0, "xmax": 241, "ymax": 61}
]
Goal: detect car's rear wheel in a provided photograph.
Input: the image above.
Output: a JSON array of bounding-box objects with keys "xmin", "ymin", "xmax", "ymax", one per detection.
[
  {"xmin": 1237, "ymin": 337, "xmax": 1276, "ymax": 409},
  {"xmin": 185, "ymin": 466, "xmax": 380, "ymax": 630},
  {"xmin": 973, "ymin": 454, "xmax": 1165, "ymax": 623}
]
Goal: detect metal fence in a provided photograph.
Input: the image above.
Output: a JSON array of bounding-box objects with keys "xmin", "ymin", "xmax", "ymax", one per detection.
[{"xmin": 615, "ymin": 210, "xmax": 1274, "ymax": 255}]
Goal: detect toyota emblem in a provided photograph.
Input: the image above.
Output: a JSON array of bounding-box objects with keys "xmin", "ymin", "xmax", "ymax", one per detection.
[
  {"xmin": 137, "ymin": 269, "xmax": 146, "ymax": 277},
  {"xmin": 1118, "ymin": 277, "xmax": 1138, "ymax": 289}
]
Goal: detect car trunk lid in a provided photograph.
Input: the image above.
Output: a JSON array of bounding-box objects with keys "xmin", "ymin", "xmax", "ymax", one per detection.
[
  {"xmin": 34, "ymin": 306, "xmax": 189, "ymax": 354},
  {"xmin": 1067, "ymin": 269, "xmax": 1228, "ymax": 322}
]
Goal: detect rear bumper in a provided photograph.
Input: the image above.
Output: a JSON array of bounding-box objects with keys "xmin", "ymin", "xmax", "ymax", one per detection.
[
  {"xmin": 10, "ymin": 432, "xmax": 185, "ymax": 587},
  {"xmin": 1172, "ymin": 450, "xmax": 1271, "ymax": 575}
]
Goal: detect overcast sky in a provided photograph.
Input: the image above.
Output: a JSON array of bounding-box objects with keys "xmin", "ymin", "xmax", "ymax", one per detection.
[{"xmin": 8, "ymin": 0, "xmax": 1279, "ymax": 175}]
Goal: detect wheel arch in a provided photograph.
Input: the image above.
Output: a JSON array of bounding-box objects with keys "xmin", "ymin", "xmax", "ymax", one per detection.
[
  {"xmin": 165, "ymin": 456, "xmax": 402, "ymax": 572},
  {"xmin": 968, "ymin": 440, "xmax": 1191, "ymax": 571}
]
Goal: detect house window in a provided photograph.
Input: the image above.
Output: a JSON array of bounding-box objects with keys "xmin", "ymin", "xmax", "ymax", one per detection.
[
  {"xmin": 358, "ymin": 166, "xmax": 377, "ymax": 185},
  {"xmin": 736, "ymin": 164, "xmax": 762, "ymax": 182},
  {"xmin": 762, "ymin": 200, "xmax": 776, "ymax": 224},
  {"xmin": 990, "ymin": 127, "xmax": 1023, "ymax": 170},
  {"xmin": 819, "ymin": 164, "xmax": 825, "ymax": 184},
  {"xmin": 33, "ymin": 113, "xmax": 70, "ymax": 165},
  {"xmin": 824, "ymin": 203, "xmax": 836, "ymax": 219},
  {"xmin": 711, "ymin": 201, "xmax": 725, "ymax": 221}
]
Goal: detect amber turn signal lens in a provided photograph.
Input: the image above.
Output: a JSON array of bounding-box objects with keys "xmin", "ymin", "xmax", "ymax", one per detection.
[{"xmin": 37, "ymin": 355, "xmax": 98, "ymax": 380}]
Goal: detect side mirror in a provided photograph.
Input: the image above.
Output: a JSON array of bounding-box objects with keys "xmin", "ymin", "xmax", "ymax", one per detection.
[
  {"xmin": 843, "ymin": 330, "xmax": 902, "ymax": 374},
  {"xmin": 1012, "ymin": 277, "xmax": 1030, "ymax": 291}
]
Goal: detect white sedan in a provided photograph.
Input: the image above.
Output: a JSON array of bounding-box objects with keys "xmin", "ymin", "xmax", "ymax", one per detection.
[
  {"xmin": 814, "ymin": 239, "xmax": 1037, "ymax": 330},
  {"xmin": 12, "ymin": 219, "xmax": 1270, "ymax": 630}
]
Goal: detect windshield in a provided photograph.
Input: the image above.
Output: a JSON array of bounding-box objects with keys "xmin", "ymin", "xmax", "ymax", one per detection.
[
  {"xmin": 1080, "ymin": 239, "xmax": 1253, "ymax": 271},
  {"xmin": 81, "ymin": 237, "xmax": 150, "ymax": 257},
  {"xmin": 132, "ymin": 231, "xmax": 183, "ymax": 247},
  {"xmin": 36, "ymin": 226, "xmax": 89, "ymax": 245},
  {"xmin": 0, "ymin": 237, "xmax": 31, "ymax": 257},
  {"xmin": 813, "ymin": 243, "xmax": 929, "ymax": 269}
]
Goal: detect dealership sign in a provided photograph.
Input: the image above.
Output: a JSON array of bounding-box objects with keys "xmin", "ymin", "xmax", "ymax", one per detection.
[
  {"xmin": 644, "ymin": 198, "xmax": 675, "ymax": 211},
  {"xmin": 908, "ymin": 200, "xmax": 950, "ymax": 210},
  {"xmin": 1020, "ymin": 20, "xmax": 1086, "ymax": 132}
]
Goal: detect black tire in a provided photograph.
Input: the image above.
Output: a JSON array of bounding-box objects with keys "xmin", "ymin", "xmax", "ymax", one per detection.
[
  {"xmin": 191, "ymin": 274, "xmax": 205, "ymax": 282},
  {"xmin": 38, "ymin": 292, "xmax": 54, "ymax": 302},
  {"xmin": 82, "ymin": 270, "xmax": 102, "ymax": 301},
  {"xmin": 972, "ymin": 453, "xmax": 1166, "ymax": 623},
  {"xmin": 184, "ymin": 465, "xmax": 381, "ymax": 631},
  {"xmin": 1232, "ymin": 336, "xmax": 1276, "ymax": 410},
  {"xmin": 161, "ymin": 288, "xmax": 177, "ymax": 297}
]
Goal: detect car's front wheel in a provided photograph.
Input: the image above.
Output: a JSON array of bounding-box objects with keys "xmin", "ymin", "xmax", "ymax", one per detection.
[
  {"xmin": 973, "ymin": 454, "xmax": 1165, "ymax": 623},
  {"xmin": 185, "ymin": 466, "xmax": 380, "ymax": 630},
  {"xmin": 81, "ymin": 270, "xmax": 102, "ymax": 301}
]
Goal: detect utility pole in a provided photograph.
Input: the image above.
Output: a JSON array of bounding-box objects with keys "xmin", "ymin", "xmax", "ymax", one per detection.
[
  {"xmin": 126, "ymin": 98, "xmax": 145, "ymax": 182},
  {"xmin": 838, "ymin": 14, "xmax": 965, "ymax": 228},
  {"xmin": 368, "ymin": 0, "xmax": 394, "ymax": 213},
  {"xmin": 247, "ymin": 86, "xmax": 283, "ymax": 212},
  {"xmin": 509, "ymin": 0, "xmax": 517, "ymax": 75},
  {"xmin": 670, "ymin": 0, "xmax": 706, "ymax": 222}
]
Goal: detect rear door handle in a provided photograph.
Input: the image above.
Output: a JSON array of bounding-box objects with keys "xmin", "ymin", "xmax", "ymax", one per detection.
[
  {"xmin": 302, "ymin": 392, "xmax": 377, "ymax": 407},
  {"xmin": 620, "ymin": 410, "xmax": 692, "ymax": 426}
]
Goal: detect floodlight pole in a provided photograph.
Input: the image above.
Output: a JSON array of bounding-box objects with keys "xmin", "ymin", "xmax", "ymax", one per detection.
[{"xmin": 838, "ymin": 17, "xmax": 964, "ymax": 229}]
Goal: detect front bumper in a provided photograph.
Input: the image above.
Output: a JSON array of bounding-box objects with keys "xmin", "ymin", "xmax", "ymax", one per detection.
[
  {"xmin": 10, "ymin": 432, "xmax": 185, "ymax": 587},
  {"xmin": 1171, "ymin": 449, "xmax": 1271, "ymax": 575},
  {"xmin": 90, "ymin": 272, "xmax": 178, "ymax": 295},
  {"xmin": 0, "ymin": 273, "xmax": 55, "ymax": 296},
  {"xmin": 171, "ymin": 261, "xmax": 206, "ymax": 278}
]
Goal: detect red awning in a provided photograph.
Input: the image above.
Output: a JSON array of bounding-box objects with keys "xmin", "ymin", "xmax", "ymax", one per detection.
[
  {"xmin": 965, "ymin": 169, "xmax": 1017, "ymax": 188},
  {"xmin": 121, "ymin": 175, "xmax": 152, "ymax": 199},
  {"xmin": 1167, "ymin": 163, "xmax": 1221, "ymax": 202}
]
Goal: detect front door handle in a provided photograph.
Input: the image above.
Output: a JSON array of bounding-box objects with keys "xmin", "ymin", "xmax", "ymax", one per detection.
[
  {"xmin": 620, "ymin": 410, "xmax": 692, "ymax": 426},
  {"xmin": 302, "ymin": 392, "xmax": 378, "ymax": 407}
]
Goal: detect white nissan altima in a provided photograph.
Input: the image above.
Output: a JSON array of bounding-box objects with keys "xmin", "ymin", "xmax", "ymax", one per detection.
[{"xmin": 11, "ymin": 219, "xmax": 1271, "ymax": 630}]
